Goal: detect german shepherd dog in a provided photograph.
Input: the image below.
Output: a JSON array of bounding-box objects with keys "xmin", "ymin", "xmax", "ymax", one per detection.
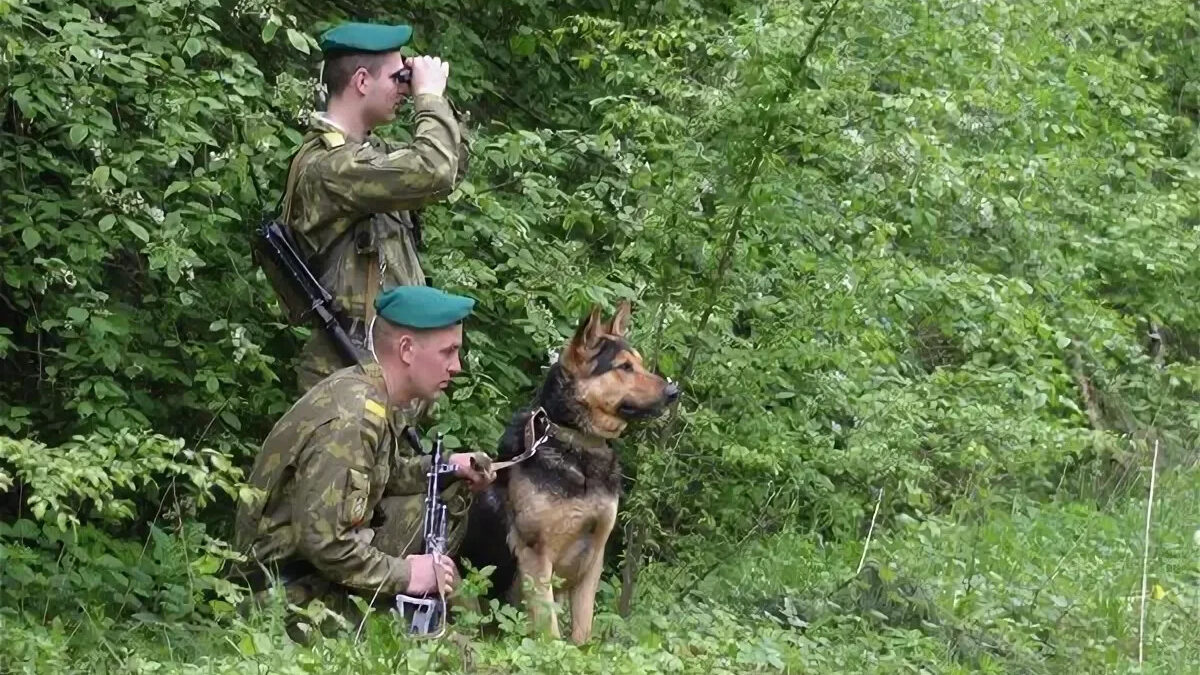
[{"xmin": 458, "ymin": 300, "xmax": 679, "ymax": 644}]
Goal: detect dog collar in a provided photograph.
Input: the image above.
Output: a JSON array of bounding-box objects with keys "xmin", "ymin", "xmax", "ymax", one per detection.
[
  {"xmin": 544, "ymin": 423, "xmax": 609, "ymax": 452},
  {"xmin": 491, "ymin": 407, "xmax": 608, "ymax": 471}
]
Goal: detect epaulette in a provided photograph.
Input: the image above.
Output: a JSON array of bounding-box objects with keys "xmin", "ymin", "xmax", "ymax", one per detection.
[
  {"xmin": 362, "ymin": 397, "xmax": 388, "ymax": 447},
  {"xmin": 320, "ymin": 131, "xmax": 345, "ymax": 148},
  {"xmin": 364, "ymin": 398, "xmax": 387, "ymax": 421}
]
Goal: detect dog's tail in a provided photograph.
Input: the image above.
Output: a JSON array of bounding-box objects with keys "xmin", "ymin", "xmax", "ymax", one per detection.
[{"xmin": 458, "ymin": 486, "xmax": 518, "ymax": 603}]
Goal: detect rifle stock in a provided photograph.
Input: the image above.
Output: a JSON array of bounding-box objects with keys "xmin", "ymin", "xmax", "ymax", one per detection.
[{"xmin": 252, "ymin": 218, "xmax": 360, "ymax": 367}]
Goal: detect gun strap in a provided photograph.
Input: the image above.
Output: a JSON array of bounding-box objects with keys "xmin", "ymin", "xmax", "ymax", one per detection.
[
  {"xmin": 279, "ymin": 134, "xmax": 322, "ymax": 226},
  {"xmin": 365, "ymin": 248, "xmax": 380, "ymax": 325}
]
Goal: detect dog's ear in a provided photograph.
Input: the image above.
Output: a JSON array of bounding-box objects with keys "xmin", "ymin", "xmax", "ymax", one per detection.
[
  {"xmin": 609, "ymin": 299, "xmax": 633, "ymax": 337},
  {"xmin": 563, "ymin": 305, "xmax": 606, "ymax": 373},
  {"xmin": 578, "ymin": 304, "xmax": 606, "ymax": 347}
]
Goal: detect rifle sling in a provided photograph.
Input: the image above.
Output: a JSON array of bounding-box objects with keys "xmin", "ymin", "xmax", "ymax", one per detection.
[{"xmin": 365, "ymin": 248, "xmax": 380, "ymax": 325}]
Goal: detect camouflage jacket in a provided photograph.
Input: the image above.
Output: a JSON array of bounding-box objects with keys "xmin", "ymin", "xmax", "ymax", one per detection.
[
  {"xmin": 281, "ymin": 93, "xmax": 470, "ymax": 323},
  {"xmin": 233, "ymin": 361, "xmax": 431, "ymax": 595}
]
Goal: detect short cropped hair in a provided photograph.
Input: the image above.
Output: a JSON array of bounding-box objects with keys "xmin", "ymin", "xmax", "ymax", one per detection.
[
  {"xmin": 372, "ymin": 315, "xmax": 430, "ymax": 352},
  {"xmin": 322, "ymin": 51, "xmax": 394, "ymax": 99}
]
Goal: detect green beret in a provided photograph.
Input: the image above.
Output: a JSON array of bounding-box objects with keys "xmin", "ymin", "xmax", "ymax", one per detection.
[
  {"xmin": 375, "ymin": 285, "xmax": 475, "ymax": 329},
  {"xmin": 319, "ymin": 22, "xmax": 413, "ymax": 54}
]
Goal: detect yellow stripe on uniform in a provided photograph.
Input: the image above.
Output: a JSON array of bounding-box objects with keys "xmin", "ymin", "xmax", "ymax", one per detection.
[
  {"xmin": 362, "ymin": 399, "xmax": 387, "ymax": 448},
  {"xmin": 365, "ymin": 399, "xmax": 387, "ymax": 421}
]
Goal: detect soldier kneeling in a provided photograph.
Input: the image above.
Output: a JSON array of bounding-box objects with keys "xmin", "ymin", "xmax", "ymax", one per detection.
[{"xmin": 231, "ymin": 285, "xmax": 494, "ymax": 641}]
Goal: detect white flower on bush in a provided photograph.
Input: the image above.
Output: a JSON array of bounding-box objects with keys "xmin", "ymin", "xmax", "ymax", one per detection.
[
  {"xmin": 465, "ymin": 349, "xmax": 482, "ymax": 372},
  {"xmin": 988, "ymin": 32, "xmax": 1005, "ymax": 54},
  {"xmin": 231, "ymin": 325, "xmax": 252, "ymax": 363},
  {"xmin": 957, "ymin": 114, "xmax": 987, "ymax": 132},
  {"xmin": 979, "ymin": 198, "xmax": 994, "ymax": 226},
  {"xmin": 1023, "ymin": 159, "xmax": 1040, "ymax": 181}
]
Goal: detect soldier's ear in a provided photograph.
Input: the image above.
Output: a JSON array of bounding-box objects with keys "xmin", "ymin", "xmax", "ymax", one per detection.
[
  {"xmin": 396, "ymin": 333, "xmax": 417, "ymax": 365},
  {"xmin": 351, "ymin": 66, "xmax": 371, "ymax": 97}
]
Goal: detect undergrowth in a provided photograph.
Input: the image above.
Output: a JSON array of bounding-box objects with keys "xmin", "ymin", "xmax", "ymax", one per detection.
[
  {"xmin": 2, "ymin": 467, "xmax": 1194, "ymax": 674},
  {"xmin": 3, "ymin": 0, "xmax": 1200, "ymax": 672}
]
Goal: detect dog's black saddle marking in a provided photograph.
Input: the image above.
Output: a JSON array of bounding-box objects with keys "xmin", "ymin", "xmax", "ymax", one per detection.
[{"xmin": 458, "ymin": 363, "xmax": 623, "ymax": 604}]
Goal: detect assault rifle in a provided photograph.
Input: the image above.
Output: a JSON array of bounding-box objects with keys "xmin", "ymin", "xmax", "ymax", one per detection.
[
  {"xmin": 251, "ymin": 218, "xmax": 360, "ymax": 367},
  {"xmin": 395, "ymin": 427, "xmax": 459, "ymax": 636}
]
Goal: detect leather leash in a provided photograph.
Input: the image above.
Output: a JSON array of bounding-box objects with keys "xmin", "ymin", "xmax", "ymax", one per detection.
[
  {"xmin": 486, "ymin": 407, "xmax": 611, "ymax": 472},
  {"xmin": 490, "ymin": 407, "xmax": 552, "ymax": 471}
]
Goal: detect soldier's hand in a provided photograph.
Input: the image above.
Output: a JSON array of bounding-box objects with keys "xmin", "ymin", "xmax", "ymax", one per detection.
[
  {"xmin": 449, "ymin": 452, "xmax": 495, "ymax": 492},
  {"xmin": 405, "ymin": 552, "xmax": 459, "ymax": 595},
  {"xmin": 407, "ymin": 55, "xmax": 450, "ymax": 97}
]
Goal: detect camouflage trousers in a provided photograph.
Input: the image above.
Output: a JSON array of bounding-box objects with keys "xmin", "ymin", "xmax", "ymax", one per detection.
[{"xmin": 244, "ymin": 481, "xmax": 475, "ymax": 643}]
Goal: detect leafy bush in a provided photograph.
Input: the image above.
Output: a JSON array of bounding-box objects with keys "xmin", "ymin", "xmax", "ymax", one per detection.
[
  {"xmin": 0, "ymin": 430, "xmax": 244, "ymax": 528},
  {"xmin": 0, "ymin": 430, "xmax": 246, "ymax": 634},
  {"xmin": 1, "ymin": 0, "xmax": 1198, "ymax": 669}
]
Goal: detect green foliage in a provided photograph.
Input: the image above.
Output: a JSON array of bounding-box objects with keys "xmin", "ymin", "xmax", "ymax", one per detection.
[
  {"xmin": 1, "ymin": 0, "xmax": 1199, "ymax": 669},
  {"xmin": 0, "ymin": 430, "xmax": 246, "ymax": 643},
  {"xmin": 0, "ymin": 518, "xmax": 241, "ymax": 627},
  {"xmin": 0, "ymin": 466, "xmax": 1195, "ymax": 673},
  {"xmin": 0, "ymin": 430, "xmax": 244, "ymax": 528},
  {"xmin": 0, "ymin": 0, "xmax": 310, "ymax": 448}
]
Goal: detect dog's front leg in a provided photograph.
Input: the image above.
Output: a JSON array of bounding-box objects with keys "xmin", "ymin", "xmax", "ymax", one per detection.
[
  {"xmin": 568, "ymin": 551, "xmax": 604, "ymax": 645},
  {"xmin": 570, "ymin": 507, "xmax": 616, "ymax": 645},
  {"xmin": 516, "ymin": 544, "xmax": 559, "ymax": 639}
]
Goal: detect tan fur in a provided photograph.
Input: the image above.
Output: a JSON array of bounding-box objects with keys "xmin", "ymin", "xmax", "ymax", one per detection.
[
  {"xmin": 506, "ymin": 467, "xmax": 617, "ymax": 643},
  {"xmin": 563, "ymin": 301, "xmax": 670, "ymax": 440},
  {"xmin": 500, "ymin": 300, "xmax": 674, "ymax": 645}
]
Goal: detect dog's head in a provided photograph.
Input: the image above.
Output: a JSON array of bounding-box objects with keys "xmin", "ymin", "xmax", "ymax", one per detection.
[{"xmin": 558, "ymin": 300, "xmax": 680, "ymax": 438}]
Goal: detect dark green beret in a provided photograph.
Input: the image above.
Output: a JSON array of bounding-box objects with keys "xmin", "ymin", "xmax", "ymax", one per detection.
[
  {"xmin": 319, "ymin": 22, "xmax": 413, "ymax": 54},
  {"xmin": 375, "ymin": 285, "xmax": 475, "ymax": 329}
]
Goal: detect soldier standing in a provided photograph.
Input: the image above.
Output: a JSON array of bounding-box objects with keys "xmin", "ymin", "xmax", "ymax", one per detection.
[
  {"xmin": 233, "ymin": 285, "xmax": 494, "ymax": 640},
  {"xmin": 279, "ymin": 21, "xmax": 470, "ymax": 393}
]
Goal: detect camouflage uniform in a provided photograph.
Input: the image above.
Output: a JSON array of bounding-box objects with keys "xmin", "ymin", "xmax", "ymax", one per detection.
[
  {"xmin": 232, "ymin": 360, "xmax": 472, "ymax": 631},
  {"xmin": 281, "ymin": 93, "xmax": 470, "ymax": 392}
]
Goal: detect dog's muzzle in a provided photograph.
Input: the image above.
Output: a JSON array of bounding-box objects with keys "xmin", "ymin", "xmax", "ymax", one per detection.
[{"xmin": 617, "ymin": 381, "xmax": 680, "ymax": 419}]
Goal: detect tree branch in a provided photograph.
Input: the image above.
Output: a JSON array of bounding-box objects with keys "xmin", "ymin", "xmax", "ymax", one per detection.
[{"xmin": 619, "ymin": 0, "xmax": 845, "ymax": 615}]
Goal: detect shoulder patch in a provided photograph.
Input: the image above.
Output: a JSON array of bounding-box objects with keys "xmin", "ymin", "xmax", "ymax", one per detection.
[
  {"xmin": 321, "ymin": 131, "xmax": 345, "ymax": 148},
  {"xmin": 346, "ymin": 468, "xmax": 370, "ymax": 527}
]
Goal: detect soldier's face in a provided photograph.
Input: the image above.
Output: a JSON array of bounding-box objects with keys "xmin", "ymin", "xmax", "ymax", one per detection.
[
  {"xmin": 400, "ymin": 324, "xmax": 463, "ymax": 401},
  {"xmin": 362, "ymin": 52, "xmax": 410, "ymax": 126}
]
